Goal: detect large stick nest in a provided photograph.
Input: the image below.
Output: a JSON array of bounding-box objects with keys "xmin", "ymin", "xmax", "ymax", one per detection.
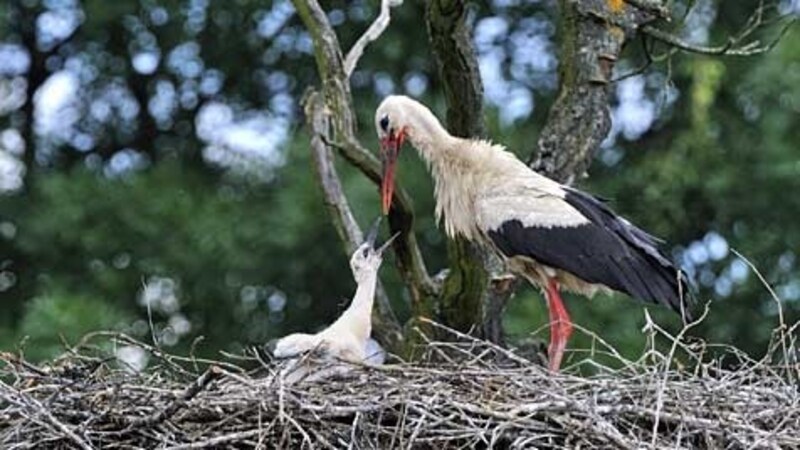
[{"xmin": 1, "ymin": 319, "xmax": 798, "ymax": 449}]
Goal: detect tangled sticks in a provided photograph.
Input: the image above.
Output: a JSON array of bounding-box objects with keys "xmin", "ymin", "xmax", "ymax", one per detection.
[{"xmin": 1, "ymin": 320, "xmax": 799, "ymax": 449}]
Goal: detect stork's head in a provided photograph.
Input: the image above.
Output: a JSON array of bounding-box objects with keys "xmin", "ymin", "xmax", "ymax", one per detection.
[
  {"xmin": 376, "ymin": 95, "xmax": 448, "ymax": 214},
  {"xmin": 350, "ymin": 217, "xmax": 399, "ymax": 283},
  {"xmin": 375, "ymin": 96, "xmax": 411, "ymax": 215}
]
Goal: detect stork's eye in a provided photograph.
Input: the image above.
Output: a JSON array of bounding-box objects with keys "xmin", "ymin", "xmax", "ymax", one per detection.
[
  {"xmin": 379, "ymin": 115, "xmax": 389, "ymax": 132},
  {"xmin": 362, "ymin": 248, "xmax": 369, "ymax": 257}
]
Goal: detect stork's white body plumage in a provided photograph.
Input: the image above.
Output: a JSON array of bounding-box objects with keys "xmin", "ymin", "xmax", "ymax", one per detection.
[
  {"xmin": 270, "ymin": 221, "xmax": 393, "ymax": 383},
  {"xmin": 420, "ymin": 136, "xmax": 608, "ymax": 297},
  {"xmin": 375, "ymin": 95, "xmax": 690, "ymax": 371}
]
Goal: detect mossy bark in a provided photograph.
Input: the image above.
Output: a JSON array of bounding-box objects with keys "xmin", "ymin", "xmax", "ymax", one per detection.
[
  {"xmin": 530, "ymin": 0, "xmax": 657, "ymax": 183},
  {"xmin": 426, "ymin": 0, "xmax": 514, "ymax": 343}
]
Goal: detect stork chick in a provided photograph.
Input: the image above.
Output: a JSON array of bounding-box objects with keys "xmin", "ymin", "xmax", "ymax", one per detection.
[
  {"xmin": 270, "ymin": 218, "xmax": 397, "ymax": 383},
  {"xmin": 375, "ymin": 95, "xmax": 691, "ymax": 371}
]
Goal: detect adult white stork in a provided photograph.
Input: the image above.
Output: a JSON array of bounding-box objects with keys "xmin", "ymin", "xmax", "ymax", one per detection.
[
  {"xmin": 269, "ymin": 218, "xmax": 396, "ymax": 383},
  {"xmin": 375, "ymin": 95, "xmax": 691, "ymax": 371}
]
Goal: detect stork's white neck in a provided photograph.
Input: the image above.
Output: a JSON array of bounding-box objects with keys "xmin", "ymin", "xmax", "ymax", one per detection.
[
  {"xmin": 403, "ymin": 106, "xmax": 455, "ymax": 160},
  {"xmin": 402, "ymin": 106, "xmax": 490, "ymax": 240}
]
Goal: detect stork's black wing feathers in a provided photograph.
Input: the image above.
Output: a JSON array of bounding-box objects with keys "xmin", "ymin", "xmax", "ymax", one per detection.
[{"xmin": 487, "ymin": 188, "xmax": 692, "ymax": 322}]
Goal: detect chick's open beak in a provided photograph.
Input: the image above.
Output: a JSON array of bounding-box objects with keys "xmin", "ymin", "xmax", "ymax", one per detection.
[
  {"xmin": 376, "ymin": 231, "xmax": 400, "ymax": 255},
  {"xmin": 380, "ymin": 129, "xmax": 405, "ymax": 215},
  {"xmin": 365, "ymin": 217, "xmax": 381, "ymax": 249},
  {"xmin": 363, "ymin": 217, "xmax": 399, "ymax": 255}
]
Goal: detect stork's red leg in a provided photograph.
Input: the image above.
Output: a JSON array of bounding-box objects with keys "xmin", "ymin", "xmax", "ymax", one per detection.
[{"xmin": 544, "ymin": 278, "xmax": 573, "ymax": 371}]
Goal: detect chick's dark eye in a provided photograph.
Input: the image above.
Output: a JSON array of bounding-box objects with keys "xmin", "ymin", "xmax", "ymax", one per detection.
[
  {"xmin": 362, "ymin": 248, "xmax": 369, "ymax": 257},
  {"xmin": 379, "ymin": 115, "xmax": 389, "ymax": 132}
]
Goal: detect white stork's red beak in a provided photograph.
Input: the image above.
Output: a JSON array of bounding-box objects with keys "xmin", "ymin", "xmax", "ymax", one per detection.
[{"xmin": 379, "ymin": 128, "xmax": 405, "ymax": 215}]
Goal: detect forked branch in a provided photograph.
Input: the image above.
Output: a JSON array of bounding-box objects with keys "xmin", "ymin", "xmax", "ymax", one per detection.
[
  {"xmin": 531, "ymin": 0, "xmax": 795, "ymax": 181},
  {"xmin": 642, "ymin": 21, "xmax": 794, "ymax": 57},
  {"xmin": 292, "ymin": 0, "xmax": 439, "ymax": 350},
  {"xmin": 641, "ymin": 0, "xmax": 796, "ymax": 57},
  {"xmin": 344, "ymin": 0, "xmax": 404, "ymax": 77},
  {"xmin": 304, "ymin": 92, "xmax": 402, "ymax": 349}
]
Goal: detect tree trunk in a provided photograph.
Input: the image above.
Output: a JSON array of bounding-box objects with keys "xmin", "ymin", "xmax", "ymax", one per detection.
[
  {"xmin": 13, "ymin": 0, "xmax": 46, "ymax": 191},
  {"xmin": 530, "ymin": 0, "xmax": 658, "ymax": 183},
  {"xmin": 427, "ymin": 0, "xmax": 512, "ymax": 342}
]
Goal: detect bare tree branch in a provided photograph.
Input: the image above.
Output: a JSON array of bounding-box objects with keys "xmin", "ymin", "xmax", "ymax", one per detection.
[
  {"xmin": 642, "ymin": 19, "xmax": 795, "ymax": 57},
  {"xmin": 632, "ymin": 0, "xmax": 796, "ymax": 61},
  {"xmin": 426, "ymin": 0, "xmax": 485, "ymax": 137},
  {"xmin": 612, "ymin": 34, "xmax": 679, "ymax": 83},
  {"xmin": 304, "ymin": 92, "xmax": 402, "ymax": 349},
  {"xmin": 344, "ymin": 0, "xmax": 404, "ymax": 78},
  {"xmin": 298, "ymin": 0, "xmax": 437, "ymax": 303}
]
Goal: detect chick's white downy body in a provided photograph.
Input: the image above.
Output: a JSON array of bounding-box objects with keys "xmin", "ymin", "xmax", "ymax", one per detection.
[{"xmin": 270, "ymin": 224, "xmax": 392, "ymax": 383}]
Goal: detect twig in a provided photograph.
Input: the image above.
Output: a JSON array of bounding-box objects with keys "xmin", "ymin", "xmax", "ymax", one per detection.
[
  {"xmin": 163, "ymin": 430, "xmax": 261, "ymax": 449},
  {"xmin": 642, "ymin": 18, "xmax": 796, "ymax": 57},
  {"xmin": 0, "ymin": 352, "xmax": 50, "ymax": 377},
  {"xmin": 80, "ymin": 331, "xmax": 246, "ymax": 374},
  {"xmin": 126, "ymin": 366, "xmax": 220, "ymax": 428},
  {"xmin": 650, "ymin": 305, "xmax": 709, "ymax": 447},
  {"xmin": 343, "ymin": 0, "xmax": 404, "ymax": 78},
  {"xmin": 418, "ymin": 317, "xmax": 533, "ymax": 366},
  {"xmin": 2, "ymin": 379, "xmax": 95, "ymax": 450},
  {"xmin": 731, "ymin": 248, "xmax": 789, "ymax": 365}
]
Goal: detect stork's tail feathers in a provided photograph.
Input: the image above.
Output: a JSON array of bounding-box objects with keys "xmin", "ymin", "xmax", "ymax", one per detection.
[{"xmin": 563, "ymin": 188, "xmax": 695, "ymax": 322}]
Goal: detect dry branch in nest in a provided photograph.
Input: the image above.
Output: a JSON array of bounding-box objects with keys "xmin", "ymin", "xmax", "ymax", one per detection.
[{"xmin": 1, "ymin": 320, "xmax": 799, "ymax": 449}]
